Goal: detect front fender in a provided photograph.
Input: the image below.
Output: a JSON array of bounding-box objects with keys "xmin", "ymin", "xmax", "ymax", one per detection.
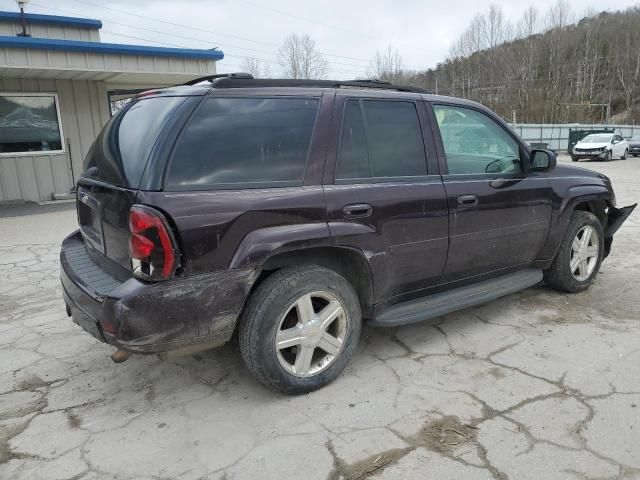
[
  {"xmin": 537, "ymin": 186, "xmax": 613, "ymax": 262},
  {"xmin": 229, "ymin": 223, "xmax": 331, "ymax": 269},
  {"xmin": 557, "ymin": 185, "xmax": 614, "ymax": 219}
]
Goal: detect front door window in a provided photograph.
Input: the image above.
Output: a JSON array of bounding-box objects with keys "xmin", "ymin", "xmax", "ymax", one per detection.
[{"xmin": 433, "ymin": 105, "xmax": 521, "ymax": 175}]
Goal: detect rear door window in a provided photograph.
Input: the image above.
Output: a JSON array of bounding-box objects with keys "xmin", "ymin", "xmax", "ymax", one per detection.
[
  {"xmin": 336, "ymin": 99, "xmax": 427, "ymax": 180},
  {"xmin": 166, "ymin": 97, "xmax": 319, "ymax": 189},
  {"xmin": 83, "ymin": 96, "xmax": 185, "ymax": 188}
]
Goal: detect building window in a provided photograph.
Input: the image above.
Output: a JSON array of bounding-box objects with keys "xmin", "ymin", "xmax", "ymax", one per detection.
[{"xmin": 0, "ymin": 94, "xmax": 64, "ymax": 155}]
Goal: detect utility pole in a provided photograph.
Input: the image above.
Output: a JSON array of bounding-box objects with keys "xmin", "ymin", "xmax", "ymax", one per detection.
[{"xmin": 16, "ymin": 0, "xmax": 31, "ymax": 37}]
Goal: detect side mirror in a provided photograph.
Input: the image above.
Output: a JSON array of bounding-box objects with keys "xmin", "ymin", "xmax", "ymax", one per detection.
[{"xmin": 530, "ymin": 148, "xmax": 556, "ymax": 171}]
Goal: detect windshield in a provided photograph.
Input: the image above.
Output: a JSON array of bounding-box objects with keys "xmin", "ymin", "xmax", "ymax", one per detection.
[
  {"xmin": 83, "ymin": 96, "xmax": 185, "ymax": 188},
  {"xmin": 580, "ymin": 134, "xmax": 611, "ymax": 144}
]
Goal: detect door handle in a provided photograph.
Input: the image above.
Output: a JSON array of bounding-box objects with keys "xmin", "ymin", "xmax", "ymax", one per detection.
[
  {"xmin": 457, "ymin": 194, "xmax": 479, "ymax": 206},
  {"xmin": 343, "ymin": 203, "xmax": 373, "ymax": 219}
]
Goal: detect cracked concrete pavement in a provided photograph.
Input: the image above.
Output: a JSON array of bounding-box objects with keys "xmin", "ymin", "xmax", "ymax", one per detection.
[{"xmin": 1, "ymin": 157, "xmax": 639, "ymax": 480}]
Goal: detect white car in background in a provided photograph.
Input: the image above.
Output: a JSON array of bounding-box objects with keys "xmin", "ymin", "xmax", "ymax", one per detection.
[{"xmin": 571, "ymin": 133, "xmax": 629, "ymax": 162}]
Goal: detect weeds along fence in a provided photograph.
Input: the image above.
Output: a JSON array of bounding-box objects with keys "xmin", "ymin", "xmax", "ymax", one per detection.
[{"xmin": 509, "ymin": 124, "xmax": 639, "ymax": 152}]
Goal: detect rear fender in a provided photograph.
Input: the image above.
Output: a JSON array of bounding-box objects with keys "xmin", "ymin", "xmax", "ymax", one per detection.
[{"xmin": 229, "ymin": 223, "xmax": 331, "ymax": 269}]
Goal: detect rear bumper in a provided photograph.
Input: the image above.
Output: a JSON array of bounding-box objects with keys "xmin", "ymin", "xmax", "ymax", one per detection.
[{"xmin": 60, "ymin": 230, "xmax": 256, "ymax": 354}]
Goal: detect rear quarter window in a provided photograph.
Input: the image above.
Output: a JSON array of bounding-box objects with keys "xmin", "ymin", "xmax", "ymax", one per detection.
[
  {"xmin": 165, "ymin": 97, "xmax": 319, "ymax": 190},
  {"xmin": 83, "ymin": 97, "xmax": 185, "ymax": 188}
]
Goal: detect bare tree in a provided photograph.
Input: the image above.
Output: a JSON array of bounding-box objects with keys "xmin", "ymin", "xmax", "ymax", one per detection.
[
  {"xmin": 546, "ymin": 0, "xmax": 573, "ymax": 30},
  {"xmin": 483, "ymin": 4, "xmax": 511, "ymax": 49},
  {"xmin": 615, "ymin": 27, "xmax": 640, "ymax": 116},
  {"xmin": 278, "ymin": 33, "xmax": 328, "ymax": 79},
  {"xmin": 411, "ymin": 3, "xmax": 640, "ymax": 124},
  {"xmin": 367, "ymin": 46, "xmax": 404, "ymax": 83},
  {"xmin": 517, "ymin": 6, "xmax": 541, "ymax": 38},
  {"xmin": 240, "ymin": 57, "xmax": 271, "ymax": 78}
]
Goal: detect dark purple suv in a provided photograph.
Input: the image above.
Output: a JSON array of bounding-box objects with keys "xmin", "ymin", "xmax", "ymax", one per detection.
[{"xmin": 61, "ymin": 75, "xmax": 636, "ymax": 393}]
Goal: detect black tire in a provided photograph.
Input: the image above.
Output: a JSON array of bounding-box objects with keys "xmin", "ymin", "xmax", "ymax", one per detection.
[
  {"xmin": 571, "ymin": 155, "xmax": 578, "ymax": 162},
  {"xmin": 621, "ymin": 149, "xmax": 628, "ymax": 160},
  {"xmin": 604, "ymin": 150, "xmax": 612, "ymax": 162},
  {"xmin": 238, "ymin": 265, "xmax": 362, "ymax": 394},
  {"xmin": 544, "ymin": 211, "xmax": 604, "ymax": 293}
]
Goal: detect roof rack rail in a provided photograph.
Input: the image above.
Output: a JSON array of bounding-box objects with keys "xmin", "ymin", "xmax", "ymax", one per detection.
[
  {"xmin": 208, "ymin": 77, "xmax": 430, "ymax": 94},
  {"xmin": 183, "ymin": 72, "xmax": 253, "ymax": 86},
  {"xmin": 351, "ymin": 78, "xmax": 392, "ymax": 85}
]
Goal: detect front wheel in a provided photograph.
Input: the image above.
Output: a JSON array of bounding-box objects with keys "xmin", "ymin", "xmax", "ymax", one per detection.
[
  {"xmin": 544, "ymin": 211, "xmax": 604, "ymax": 293},
  {"xmin": 239, "ymin": 265, "xmax": 361, "ymax": 394},
  {"xmin": 604, "ymin": 150, "xmax": 612, "ymax": 162}
]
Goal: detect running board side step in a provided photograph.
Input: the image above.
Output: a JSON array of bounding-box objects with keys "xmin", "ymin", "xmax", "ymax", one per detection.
[{"xmin": 370, "ymin": 269, "xmax": 543, "ymax": 327}]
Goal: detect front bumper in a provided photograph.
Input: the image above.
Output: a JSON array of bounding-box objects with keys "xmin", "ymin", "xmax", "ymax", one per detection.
[
  {"xmin": 572, "ymin": 150, "xmax": 608, "ymax": 160},
  {"xmin": 603, "ymin": 204, "xmax": 637, "ymax": 258},
  {"xmin": 61, "ymin": 230, "xmax": 256, "ymax": 354}
]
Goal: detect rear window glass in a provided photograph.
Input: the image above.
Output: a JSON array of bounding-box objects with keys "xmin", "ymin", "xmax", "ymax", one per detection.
[
  {"xmin": 166, "ymin": 97, "xmax": 319, "ymax": 189},
  {"xmin": 83, "ymin": 97, "xmax": 185, "ymax": 188}
]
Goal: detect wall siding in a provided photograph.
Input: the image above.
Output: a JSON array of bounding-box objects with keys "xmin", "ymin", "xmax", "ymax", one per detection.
[
  {"xmin": 0, "ymin": 78, "xmax": 109, "ymax": 202},
  {"xmin": 0, "ymin": 22, "xmax": 100, "ymax": 41}
]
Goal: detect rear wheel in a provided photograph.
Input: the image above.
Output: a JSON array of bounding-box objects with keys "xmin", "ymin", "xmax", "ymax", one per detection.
[
  {"xmin": 239, "ymin": 265, "xmax": 361, "ymax": 394},
  {"xmin": 544, "ymin": 211, "xmax": 604, "ymax": 293},
  {"xmin": 621, "ymin": 149, "xmax": 628, "ymax": 160}
]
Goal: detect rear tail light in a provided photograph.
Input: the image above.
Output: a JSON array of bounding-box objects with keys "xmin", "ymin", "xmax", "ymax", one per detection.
[{"xmin": 128, "ymin": 205, "xmax": 179, "ymax": 281}]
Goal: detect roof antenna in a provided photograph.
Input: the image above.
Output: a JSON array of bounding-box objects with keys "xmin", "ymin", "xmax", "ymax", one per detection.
[{"xmin": 15, "ymin": 0, "xmax": 31, "ymax": 38}]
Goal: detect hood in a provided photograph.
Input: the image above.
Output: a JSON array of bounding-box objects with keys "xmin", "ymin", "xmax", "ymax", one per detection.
[
  {"xmin": 629, "ymin": 140, "xmax": 640, "ymax": 147},
  {"xmin": 554, "ymin": 163, "xmax": 609, "ymax": 180},
  {"xmin": 575, "ymin": 142, "xmax": 609, "ymax": 149}
]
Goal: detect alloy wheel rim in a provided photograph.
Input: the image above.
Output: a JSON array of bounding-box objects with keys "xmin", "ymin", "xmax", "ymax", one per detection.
[
  {"xmin": 275, "ymin": 291, "xmax": 348, "ymax": 377},
  {"xmin": 570, "ymin": 225, "xmax": 599, "ymax": 281}
]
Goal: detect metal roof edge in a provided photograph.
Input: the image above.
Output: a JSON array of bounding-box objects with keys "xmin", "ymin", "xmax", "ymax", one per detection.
[
  {"xmin": 0, "ymin": 35, "xmax": 224, "ymax": 60},
  {"xmin": 0, "ymin": 11, "xmax": 103, "ymax": 30}
]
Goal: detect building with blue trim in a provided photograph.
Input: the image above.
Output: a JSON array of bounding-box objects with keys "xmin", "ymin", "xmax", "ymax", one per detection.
[{"xmin": 0, "ymin": 10, "xmax": 223, "ymax": 202}]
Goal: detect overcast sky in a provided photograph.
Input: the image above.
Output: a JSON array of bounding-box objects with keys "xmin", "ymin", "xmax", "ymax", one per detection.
[{"xmin": 5, "ymin": 0, "xmax": 640, "ymax": 78}]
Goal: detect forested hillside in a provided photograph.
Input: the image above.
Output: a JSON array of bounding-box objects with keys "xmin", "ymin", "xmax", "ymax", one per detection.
[{"xmin": 404, "ymin": 3, "xmax": 640, "ymax": 124}]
